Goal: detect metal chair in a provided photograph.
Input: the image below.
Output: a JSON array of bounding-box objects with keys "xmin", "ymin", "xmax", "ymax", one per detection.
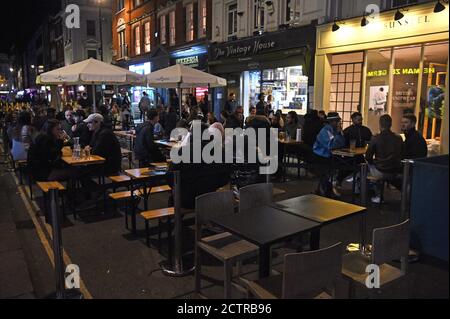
[
  {"xmin": 238, "ymin": 183, "xmax": 273, "ymax": 213},
  {"xmin": 195, "ymin": 191, "xmax": 258, "ymax": 299},
  {"xmin": 342, "ymin": 219, "xmax": 410, "ymax": 298},
  {"xmin": 246, "ymin": 243, "xmax": 343, "ymax": 299}
]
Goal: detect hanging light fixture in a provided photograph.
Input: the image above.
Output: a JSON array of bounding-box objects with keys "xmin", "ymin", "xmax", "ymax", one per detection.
[
  {"xmin": 332, "ymin": 18, "xmax": 340, "ymax": 32},
  {"xmin": 434, "ymin": 0, "xmax": 448, "ymax": 13},
  {"xmin": 394, "ymin": 8, "xmax": 405, "ymax": 21},
  {"xmin": 361, "ymin": 12, "xmax": 369, "ymax": 27}
]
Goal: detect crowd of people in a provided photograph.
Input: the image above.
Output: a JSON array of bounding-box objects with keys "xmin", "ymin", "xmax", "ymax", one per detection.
[{"xmin": 0, "ymin": 89, "xmax": 429, "ymax": 207}]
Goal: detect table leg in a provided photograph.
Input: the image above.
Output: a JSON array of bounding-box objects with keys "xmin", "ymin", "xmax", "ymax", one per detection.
[
  {"xmin": 310, "ymin": 228, "xmax": 321, "ymax": 251},
  {"xmin": 259, "ymin": 245, "xmax": 271, "ymax": 279},
  {"xmin": 351, "ymin": 170, "xmax": 357, "ymax": 203},
  {"xmin": 360, "ymin": 214, "xmax": 367, "ymax": 255},
  {"xmin": 130, "ymin": 177, "xmax": 137, "ymax": 234}
]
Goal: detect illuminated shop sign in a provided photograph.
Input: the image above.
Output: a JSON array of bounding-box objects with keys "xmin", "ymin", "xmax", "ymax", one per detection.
[
  {"xmin": 176, "ymin": 56, "xmax": 199, "ymax": 66},
  {"xmin": 129, "ymin": 62, "xmax": 151, "ymax": 75},
  {"xmin": 367, "ymin": 67, "xmax": 435, "ymax": 77},
  {"xmin": 171, "ymin": 46, "xmax": 207, "ymax": 59}
]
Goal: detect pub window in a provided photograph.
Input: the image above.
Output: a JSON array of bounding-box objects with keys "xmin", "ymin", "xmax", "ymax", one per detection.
[
  {"xmin": 253, "ymin": 0, "xmax": 265, "ymax": 31},
  {"xmin": 199, "ymin": 0, "xmax": 207, "ymax": 38},
  {"xmin": 144, "ymin": 21, "xmax": 151, "ymax": 52},
  {"xmin": 169, "ymin": 11, "xmax": 176, "ymax": 46},
  {"xmin": 134, "ymin": 25, "xmax": 141, "ymax": 55},
  {"xmin": 133, "ymin": 0, "xmax": 144, "ymax": 8},
  {"xmin": 186, "ymin": 3, "xmax": 194, "ymax": 42},
  {"xmin": 228, "ymin": 3, "xmax": 238, "ymax": 38},
  {"xmin": 117, "ymin": 0, "xmax": 124, "ymax": 12},
  {"xmin": 160, "ymin": 15, "xmax": 167, "ymax": 45},
  {"xmin": 330, "ymin": 52, "xmax": 364, "ymax": 128},
  {"xmin": 87, "ymin": 20, "xmax": 96, "ymax": 37},
  {"xmin": 118, "ymin": 30, "xmax": 126, "ymax": 58}
]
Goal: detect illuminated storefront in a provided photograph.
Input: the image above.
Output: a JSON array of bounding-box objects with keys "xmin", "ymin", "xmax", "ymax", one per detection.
[
  {"xmin": 315, "ymin": 1, "xmax": 449, "ymax": 152},
  {"xmin": 209, "ymin": 25, "xmax": 315, "ymax": 117},
  {"xmin": 128, "ymin": 62, "xmax": 153, "ymax": 118}
]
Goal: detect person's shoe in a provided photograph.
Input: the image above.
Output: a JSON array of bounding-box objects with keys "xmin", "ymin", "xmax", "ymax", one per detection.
[
  {"xmin": 332, "ymin": 181, "xmax": 342, "ymax": 197},
  {"xmin": 371, "ymin": 195, "xmax": 381, "ymax": 204}
]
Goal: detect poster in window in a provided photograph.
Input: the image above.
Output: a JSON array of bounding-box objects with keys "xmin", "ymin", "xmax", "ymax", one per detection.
[
  {"xmin": 427, "ymin": 85, "xmax": 445, "ymax": 120},
  {"xmin": 369, "ymin": 85, "xmax": 389, "ymax": 115}
]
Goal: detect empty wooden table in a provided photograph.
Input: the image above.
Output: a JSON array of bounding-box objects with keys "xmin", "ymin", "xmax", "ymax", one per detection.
[
  {"xmin": 273, "ymin": 194, "xmax": 367, "ymax": 253},
  {"xmin": 210, "ymin": 205, "xmax": 320, "ymax": 278}
]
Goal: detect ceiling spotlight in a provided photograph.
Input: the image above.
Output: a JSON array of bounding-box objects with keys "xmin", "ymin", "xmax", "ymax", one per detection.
[
  {"xmin": 434, "ymin": 0, "xmax": 447, "ymax": 13},
  {"xmin": 332, "ymin": 18, "xmax": 340, "ymax": 32},
  {"xmin": 361, "ymin": 13, "xmax": 369, "ymax": 27},
  {"xmin": 394, "ymin": 9, "xmax": 404, "ymax": 21}
]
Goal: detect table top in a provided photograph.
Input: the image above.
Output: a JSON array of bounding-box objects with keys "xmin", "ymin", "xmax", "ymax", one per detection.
[
  {"xmin": 279, "ymin": 139, "xmax": 304, "ymax": 145},
  {"xmin": 155, "ymin": 140, "xmax": 181, "ymax": 148},
  {"xmin": 115, "ymin": 131, "xmax": 136, "ymax": 139},
  {"xmin": 332, "ymin": 147, "xmax": 367, "ymax": 157},
  {"xmin": 124, "ymin": 167, "xmax": 168, "ymax": 179},
  {"xmin": 211, "ymin": 206, "xmax": 320, "ymax": 246},
  {"xmin": 273, "ymin": 194, "xmax": 367, "ymax": 224},
  {"xmin": 62, "ymin": 155, "xmax": 106, "ymax": 166}
]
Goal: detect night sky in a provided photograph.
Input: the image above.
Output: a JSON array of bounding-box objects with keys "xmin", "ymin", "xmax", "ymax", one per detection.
[{"xmin": 0, "ymin": 0, "xmax": 60, "ymax": 54}]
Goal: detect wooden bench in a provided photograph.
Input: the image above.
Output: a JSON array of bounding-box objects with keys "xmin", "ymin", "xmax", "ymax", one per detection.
[
  {"xmin": 108, "ymin": 175, "xmax": 131, "ymax": 183},
  {"xmin": 36, "ymin": 182, "xmax": 66, "ymax": 223},
  {"xmin": 140, "ymin": 207, "xmax": 175, "ymax": 249}
]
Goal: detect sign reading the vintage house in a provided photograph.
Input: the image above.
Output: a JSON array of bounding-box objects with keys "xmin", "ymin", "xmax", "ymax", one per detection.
[{"xmin": 213, "ymin": 40, "xmax": 277, "ymax": 60}]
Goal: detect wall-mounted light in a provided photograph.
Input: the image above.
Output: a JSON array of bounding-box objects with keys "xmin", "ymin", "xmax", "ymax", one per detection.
[
  {"xmin": 332, "ymin": 18, "xmax": 341, "ymax": 32},
  {"xmin": 394, "ymin": 8, "xmax": 405, "ymax": 21},
  {"xmin": 361, "ymin": 12, "xmax": 369, "ymax": 27},
  {"xmin": 434, "ymin": 0, "xmax": 448, "ymax": 13}
]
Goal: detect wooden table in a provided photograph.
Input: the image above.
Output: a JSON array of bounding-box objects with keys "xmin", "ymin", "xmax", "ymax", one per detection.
[
  {"xmin": 155, "ymin": 140, "xmax": 182, "ymax": 149},
  {"xmin": 211, "ymin": 205, "xmax": 320, "ymax": 278},
  {"xmin": 124, "ymin": 168, "xmax": 168, "ymax": 233},
  {"xmin": 332, "ymin": 147, "xmax": 367, "ymax": 158},
  {"xmin": 273, "ymin": 194, "xmax": 367, "ymax": 254},
  {"xmin": 62, "ymin": 155, "xmax": 106, "ymax": 166}
]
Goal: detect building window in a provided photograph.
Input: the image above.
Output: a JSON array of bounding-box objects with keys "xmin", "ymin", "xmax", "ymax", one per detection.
[
  {"xmin": 160, "ymin": 15, "xmax": 167, "ymax": 45},
  {"xmin": 253, "ymin": 0, "xmax": 264, "ymax": 31},
  {"xmin": 117, "ymin": 0, "xmax": 124, "ymax": 11},
  {"xmin": 133, "ymin": 0, "xmax": 144, "ymax": 8},
  {"xmin": 134, "ymin": 25, "xmax": 141, "ymax": 55},
  {"xmin": 144, "ymin": 21, "xmax": 151, "ymax": 53},
  {"xmin": 199, "ymin": 0, "xmax": 207, "ymax": 38},
  {"xmin": 392, "ymin": 0, "xmax": 418, "ymax": 8},
  {"xmin": 186, "ymin": 3, "xmax": 194, "ymax": 42},
  {"xmin": 87, "ymin": 49, "xmax": 97, "ymax": 59},
  {"xmin": 87, "ymin": 20, "xmax": 96, "ymax": 37},
  {"xmin": 169, "ymin": 11, "xmax": 176, "ymax": 46},
  {"xmin": 228, "ymin": 3, "xmax": 238, "ymax": 38},
  {"xmin": 118, "ymin": 30, "xmax": 126, "ymax": 58},
  {"xmin": 330, "ymin": 52, "xmax": 364, "ymax": 128}
]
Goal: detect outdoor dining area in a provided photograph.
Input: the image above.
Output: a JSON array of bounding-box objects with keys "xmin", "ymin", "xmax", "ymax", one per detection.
[{"xmin": 0, "ymin": 58, "xmax": 448, "ymax": 300}]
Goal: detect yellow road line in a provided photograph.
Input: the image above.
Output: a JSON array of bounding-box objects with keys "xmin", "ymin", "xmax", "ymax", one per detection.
[{"xmin": 14, "ymin": 176, "xmax": 93, "ymax": 299}]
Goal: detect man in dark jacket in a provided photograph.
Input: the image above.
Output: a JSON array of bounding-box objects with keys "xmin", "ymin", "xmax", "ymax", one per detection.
[
  {"xmin": 303, "ymin": 110, "xmax": 323, "ymax": 147},
  {"xmin": 86, "ymin": 113, "xmax": 122, "ymax": 176},
  {"xmin": 366, "ymin": 114, "xmax": 403, "ymax": 203},
  {"xmin": 401, "ymin": 114, "xmax": 428, "ymax": 159},
  {"xmin": 344, "ymin": 112, "xmax": 372, "ymax": 148},
  {"xmin": 134, "ymin": 110, "xmax": 166, "ymax": 166}
]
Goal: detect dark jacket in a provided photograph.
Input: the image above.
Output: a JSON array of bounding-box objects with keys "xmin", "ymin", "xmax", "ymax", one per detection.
[
  {"xmin": 134, "ymin": 122, "xmax": 165, "ymax": 164},
  {"xmin": 61, "ymin": 119, "xmax": 75, "ymax": 138},
  {"xmin": 403, "ymin": 129, "xmax": 428, "ymax": 159},
  {"xmin": 303, "ymin": 117, "xmax": 323, "ymax": 147},
  {"xmin": 344, "ymin": 125, "xmax": 373, "ymax": 148},
  {"xmin": 73, "ymin": 122, "xmax": 93, "ymax": 148},
  {"xmin": 224, "ymin": 99, "xmax": 237, "ymax": 113},
  {"xmin": 366, "ymin": 130, "xmax": 403, "ymax": 174},
  {"xmin": 27, "ymin": 134, "xmax": 64, "ymax": 181},
  {"xmin": 164, "ymin": 112, "xmax": 178, "ymax": 138},
  {"xmin": 90, "ymin": 125, "xmax": 122, "ymax": 175}
]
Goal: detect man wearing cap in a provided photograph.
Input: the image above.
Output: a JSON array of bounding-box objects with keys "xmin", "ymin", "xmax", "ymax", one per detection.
[
  {"xmin": 85, "ymin": 113, "xmax": 122, "ymax": 175},
  {"xmin": 312, "ymin": 112, "xmax": 346, "ymax": 196}
]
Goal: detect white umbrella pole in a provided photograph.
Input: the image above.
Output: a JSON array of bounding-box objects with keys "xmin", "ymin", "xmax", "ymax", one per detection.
[
  {"xmin": 92, "ymin": 85, "xmax": 97, "ymax": 113},
  {"xmin": 178, "ymin": 84, "xmax": 182, "ymax": 116}
]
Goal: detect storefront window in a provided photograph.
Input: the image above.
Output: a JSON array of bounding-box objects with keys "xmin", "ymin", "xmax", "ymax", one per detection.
[
  {"xmin": 391, "ymin": 45, "xmax": 422, "ymax": 133},
  {"xmin": 365, "ymin": 48, "xmax": 392, "ymax": 133},
  {"xmin": 420, "ymin": 41, "xmax": 448, "ymax": 141},
  {"xmin": 330, "ymin": 52, "xmax": 363, "ymax": 128}
]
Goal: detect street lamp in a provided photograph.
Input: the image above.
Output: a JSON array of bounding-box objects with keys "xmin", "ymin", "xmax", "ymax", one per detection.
[{"xmin": 98, "ymin": 0, "xmax": 104, "ymax": 61}]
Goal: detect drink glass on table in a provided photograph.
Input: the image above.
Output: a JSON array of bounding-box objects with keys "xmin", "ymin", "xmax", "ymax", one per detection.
[
  {"xmin": 84, "ymin": 146, "xmax": 91, "ymax": 159},
  {"xmin": 350, "ymin": 139, "xmax": 357, "ymax": 151}
]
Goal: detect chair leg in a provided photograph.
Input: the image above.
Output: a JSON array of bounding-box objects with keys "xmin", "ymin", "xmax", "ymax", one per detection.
[
  {"xmin": 224, "ymin": 260, "xmax": 233, "ymax": 299},
  {"xmin": 379, "ymin": 181, "xmax": 385, "ymax": 209},
  {"xmin": 157, "ymin": 219, "xmax": 162, "ymax": 253},
  {"xmin": 28, "ymin": 176, "xmax": 33, "ymax": 200},
  {"xmin": 145, "ymin": 220, "xmax": 150, "ymax": 247},
  {"xmin": 195, "ymin": 246, "xmax": 202, "ymax": 295}
]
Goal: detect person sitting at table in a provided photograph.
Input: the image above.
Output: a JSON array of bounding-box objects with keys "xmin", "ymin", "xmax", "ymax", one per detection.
[
  {"xmin": 312, "ymin": 112, "xmax": 346, "ymax": 197},
  {"xmin": 284, "ymin": 111, "xmax": 301, "ymax": 140},
  {"xmin": 303, "ymin": 110, "xmax": 323, "ymax": 148},
  {"xmin": 344, "ymin": 112, "xmax": 372, "ymax": 148},
  {"xmin": 365, "ymin": 114, "xmax": 403, "ymax": 204},
  {"xmin": 27, "ymin": 119, "xmax": 73, "ymax": 182},
  {"xmin": 401, "ymin": 113, "xmax": 428, "ymax": 159},
  {"xmin": 86, "ymin": 113, "xmax": 122, "ymax": 176},
  {"xmin": 72, "ymin": 110, "xmax": 92, "ymax": 148},
  {"xmin": 134, "ymin": 109, "xmax": 166, "ymax": 167},
  {"xmin": 61, "ymin": 110, "xmax": 75, "ymax": 139}
]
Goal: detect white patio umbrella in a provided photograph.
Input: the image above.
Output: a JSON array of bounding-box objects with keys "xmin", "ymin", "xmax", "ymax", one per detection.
[
  {"xmin": 146, "ymin": 64, "xmax": 227, "ymax": 113},
  {"xmin": 38, "ymin": 58, "xmax": 146, "ymax": 110}
]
